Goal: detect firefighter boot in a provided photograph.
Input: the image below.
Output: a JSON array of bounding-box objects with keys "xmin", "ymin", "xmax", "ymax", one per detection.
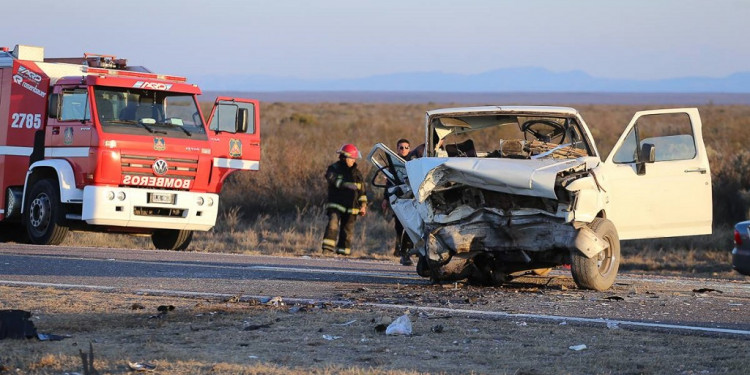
[
  {"xmin": 322, "ymin": 238, "xmax": 336, "ymax": 253},
  {"xmin": 336, "ymin": 248, "xmax": 351, "ymax": 256},
  {"xmin": 400, "ymin": 253, "xmax": 413, "ymax": 266}
]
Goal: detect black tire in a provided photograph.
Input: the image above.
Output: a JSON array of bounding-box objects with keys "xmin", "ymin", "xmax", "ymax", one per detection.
[
  {"xmin": 151, "ymin": 229, "xmax": 193, "ymax": 250},
  {"xmin": 571, "ymin": 218, "xmax": 620, "ymax": 291},
  {"xmin": 24, "ymin": 178, "xmax": 69, "ymax": 245},
  {"xmin": 416, "ymin": 254, "xmax": 431, "ymax": 277}
]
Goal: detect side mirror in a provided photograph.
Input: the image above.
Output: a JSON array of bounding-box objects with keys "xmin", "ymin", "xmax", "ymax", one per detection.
[
  {"xmin": 640, "ymin": 143, "xmax": 655, "ymax": 163},
  {"xmin": 635, "ymin": 143, "xmax": 655, "ymax": 175},
  {"xmin": 236, "ymin": 108, "xmax": 248, "ymax": 133},
  {"xmin": 48, "ymin": 93, "xmax": 59, "ymax": 119}
]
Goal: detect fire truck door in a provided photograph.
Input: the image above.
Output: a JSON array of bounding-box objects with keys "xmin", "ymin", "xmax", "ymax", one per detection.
[
  {"xmin": 45, "ymin": 87, "xmax": 94, "ymax": 179},
  {"xmin": 205, "ymin": 97, "xmax": 260, "ymax": 192}
]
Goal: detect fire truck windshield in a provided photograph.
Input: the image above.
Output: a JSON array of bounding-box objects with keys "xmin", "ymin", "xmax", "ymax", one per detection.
[{"xmin": 93, "ymin": 87, "xmax": 208, "ymax": 140}]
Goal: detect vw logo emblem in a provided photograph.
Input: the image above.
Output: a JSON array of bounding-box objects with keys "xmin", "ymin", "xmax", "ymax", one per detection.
[{"xmin": 152, "ymin": 159, "xmax": 169, "ymax": 176}]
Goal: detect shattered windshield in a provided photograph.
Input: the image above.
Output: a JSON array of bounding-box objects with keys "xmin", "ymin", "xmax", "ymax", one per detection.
[
  {"xmin": 427, "ymin": 114, "xmax": 591, "ymax": 159},
  {"xmin": 93, "ymin": 87, "xmax": 207, "ymax": 140}
]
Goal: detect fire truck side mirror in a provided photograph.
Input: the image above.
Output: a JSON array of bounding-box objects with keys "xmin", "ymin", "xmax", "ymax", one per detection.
[
  {"xmin": 48, "ymin": 93, "xmax": 60, "ymax": 119},
  {"xmin": 237, "ymin": 108, "xmax": 248, "ymax": 133}
]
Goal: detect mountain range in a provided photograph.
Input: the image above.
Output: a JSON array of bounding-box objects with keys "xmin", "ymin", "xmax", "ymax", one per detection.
[{"xmin": 193, "ymin": 67, "xmax": 750, "ymax": 93}]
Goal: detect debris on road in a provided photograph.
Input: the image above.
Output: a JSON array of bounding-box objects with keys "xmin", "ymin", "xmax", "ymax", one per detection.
[
  {"xmin": 128, "ymin": 361, "xmax": 157, "ymax": 372},
  {"xmin": 37, "ymin": 332, "xmax": 70, "ymax": 341},
  {"xmin": 243, "ymin": 323, "xmax": 272, "ymax": 331},
  {"xmin": 693, "ymin": 288, "xmax": 723, "ymax": 294},
  {"xmin": 265, "ymin": 296, "xmax": 284, "ymax": 307},
  {"xmin": 385, "ymin": 314, "xmax": 412, "ymax": 336},
  {"xmin": 333, "ymin": 319, "xmax": 357, "ymax": 326},
  {"xmin": 0, "ymin": 310, "xmax": 37, "ymax": 340},
  {"xmin": 569, "ymin": 344, "xmax": 587, "ymax": 351},
  {"xmin": 149, "ymin": 305, "xmax": 175, "ymax": 319}
]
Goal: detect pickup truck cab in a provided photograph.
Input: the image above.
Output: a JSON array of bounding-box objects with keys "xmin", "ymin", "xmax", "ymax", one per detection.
[{"xmin": 369, "ymin": 106, "xmax": 711, "ymax": 290}]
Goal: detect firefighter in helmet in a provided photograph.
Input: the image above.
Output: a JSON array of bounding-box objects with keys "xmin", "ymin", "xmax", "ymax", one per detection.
[{"xmin": 321, "ymin": 144, "xmax": 368, "ymax": 255}]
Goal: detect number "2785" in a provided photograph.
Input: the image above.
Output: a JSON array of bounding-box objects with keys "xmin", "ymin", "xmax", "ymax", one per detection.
[{"xmin": 11, "ymin": 113, "xmax": 42, "ymax": 129}]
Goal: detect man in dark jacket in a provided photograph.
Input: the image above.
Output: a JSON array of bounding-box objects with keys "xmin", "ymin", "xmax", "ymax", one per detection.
[
  {"xmin": 383, "ymin": 138, "xmax": 415, "ymax": 265},
  {"xmin": 322, "ymin": 144, "xmax": 368, "ymax": 255}
]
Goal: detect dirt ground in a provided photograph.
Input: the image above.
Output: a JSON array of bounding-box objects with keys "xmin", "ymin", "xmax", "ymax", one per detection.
[{"xmin": 0, "ymin": 282, "xmax": 748, "ymax": 375}]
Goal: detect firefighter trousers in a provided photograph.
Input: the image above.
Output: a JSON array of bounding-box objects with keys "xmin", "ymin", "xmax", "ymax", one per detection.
[{"xmin": 322, "ymin": 209, "xmax": 357, "ymax": 254}]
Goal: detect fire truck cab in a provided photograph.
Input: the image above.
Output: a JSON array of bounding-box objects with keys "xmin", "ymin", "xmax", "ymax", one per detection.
[{"xmin": 0, "ymin": 44, "xmax": 260, "ymax": 250}]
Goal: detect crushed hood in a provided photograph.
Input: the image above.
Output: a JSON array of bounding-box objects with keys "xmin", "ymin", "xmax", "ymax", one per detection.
[{"xmin": 406, "ymin": 157, "xmax": 587, "ymax": 202}]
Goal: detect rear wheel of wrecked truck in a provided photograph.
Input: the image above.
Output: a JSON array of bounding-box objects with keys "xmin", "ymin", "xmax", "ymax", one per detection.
[
  {"xmin": 571, "ymin": 218, "xmax": 620, "ymax": 291},
  {"xmin": 151, "ymin": 229, "xmax": 193, "ymax": 250}
]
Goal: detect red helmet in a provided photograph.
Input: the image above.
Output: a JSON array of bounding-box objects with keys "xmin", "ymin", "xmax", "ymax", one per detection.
[{"xmin": 337, "ymin": 144, "xmax": 361, "ymax": 159}]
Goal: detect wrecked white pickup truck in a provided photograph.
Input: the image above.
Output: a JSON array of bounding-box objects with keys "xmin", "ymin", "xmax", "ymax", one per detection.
[{"xmin": 369, "ymin": 106, "xmax": 712, "ymax": 290}]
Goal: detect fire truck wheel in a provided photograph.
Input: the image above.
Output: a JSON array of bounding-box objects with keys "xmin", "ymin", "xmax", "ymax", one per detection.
[
  {"xmin": 24, "ymin": 178, "xmax": 69, "ymax": 245},
  {"xmin": 151, "ymin": 229, "xmax": 193, "ymax": 250}
]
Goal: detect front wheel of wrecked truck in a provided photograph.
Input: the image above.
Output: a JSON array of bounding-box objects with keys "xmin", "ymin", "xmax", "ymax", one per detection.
[{"xmin": 570, "ymin": 218, "xmax": 620, "ymax": 291}]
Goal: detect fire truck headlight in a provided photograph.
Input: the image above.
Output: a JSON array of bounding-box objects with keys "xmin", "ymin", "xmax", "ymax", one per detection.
[
  {"xmin": 116, "ymin": 191, "xmax": 126, "ymax": 201},
  {"xmin": 196, "ymin": 196, "xmax": 205, "ymax": 206},
  {"xmin": 107, "ymin": 191, "xmax": 115, "ymax": 200},
  {"xmin": 207, "ymin": 197, "xmax": 214, "ymax": 207}
]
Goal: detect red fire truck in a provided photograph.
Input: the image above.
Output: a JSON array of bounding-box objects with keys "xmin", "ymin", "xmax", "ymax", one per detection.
[{"xmin": 0, "ymin": 44, "xmax": 260, "ymax": 250}]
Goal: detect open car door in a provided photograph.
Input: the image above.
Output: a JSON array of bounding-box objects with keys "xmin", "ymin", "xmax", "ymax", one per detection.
[
  {"xmin": 367, "ymin": 143, "xmax": 425, "ymax": 246},
  {"xmin": 598, "ymin": 108, "xmax": 712, "ymax": 240},
  {"xmin": 367, "ymin": 143, "xmax": 408, "ymax": 187},
  {"xmin": 205, "ymin": 97, "xmax": 260, "ymax": 192}
]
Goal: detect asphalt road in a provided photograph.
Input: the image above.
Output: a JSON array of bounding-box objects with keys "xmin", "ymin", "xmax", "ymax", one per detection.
[{"xmin": 1, "ymin": 243, "xmax": 749, "ymax": 336}]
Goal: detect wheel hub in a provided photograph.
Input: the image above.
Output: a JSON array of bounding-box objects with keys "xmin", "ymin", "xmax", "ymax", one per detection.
[
  {"xmin": 29, "ymin": 194, "xmax": 51, "ymax": 230},
  {"xmin": 596, "ymin": 243, "xmax": 614, "ymax": 275}
]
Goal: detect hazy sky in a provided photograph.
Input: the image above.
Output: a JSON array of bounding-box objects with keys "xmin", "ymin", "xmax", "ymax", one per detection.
[{"xmin": 4, "ymin": 0, "xmax": 747, "ymax": 81}]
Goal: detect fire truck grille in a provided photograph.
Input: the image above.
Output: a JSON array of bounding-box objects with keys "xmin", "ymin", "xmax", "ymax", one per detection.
[
  {"xmin": 133, "ymin": 207, "xmax": 186, "ymax": 217},
  {"xmin": 120, "ymin": 154, "xmax": 198, "ymax": 190}
]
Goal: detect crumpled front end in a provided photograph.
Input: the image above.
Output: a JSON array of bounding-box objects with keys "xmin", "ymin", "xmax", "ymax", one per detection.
[{"xmin": 391, "ymin": 157, "xmax": 600, "ymax": 283}]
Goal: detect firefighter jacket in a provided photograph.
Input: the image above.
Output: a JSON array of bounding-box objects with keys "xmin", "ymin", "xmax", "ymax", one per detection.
[{"xmin": 325, "ymin": 160, "xmax": 367, "ymax": 214}]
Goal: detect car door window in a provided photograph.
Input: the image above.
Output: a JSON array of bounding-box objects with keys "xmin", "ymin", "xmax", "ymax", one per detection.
[{"xmin": 611, "ymin": 112, "xmax": 696, "ymax": 163}]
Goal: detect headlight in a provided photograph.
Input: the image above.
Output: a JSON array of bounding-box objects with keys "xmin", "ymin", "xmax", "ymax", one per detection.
[
  {"xmin": 196, "ymin": 196, "xmax": 205, "ymax": 206},
  {"xmin": 116, "ymin": 191, "xmax": 126, "ymax": 201},
  {"xmin": 107, "ymin": 191, "xmax": 115, "ymax": 200},
  {"xmin": 207, "ymin": 197, "xmax": 214, "ymax": 207}
]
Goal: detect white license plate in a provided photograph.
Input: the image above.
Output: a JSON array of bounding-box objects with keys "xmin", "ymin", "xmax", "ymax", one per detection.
[{"xmin": 150, "ymin": 193, "xmax": 175, "ymax": 204}]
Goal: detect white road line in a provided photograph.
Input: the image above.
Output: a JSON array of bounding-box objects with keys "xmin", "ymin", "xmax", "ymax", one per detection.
[
  {"xmin": 2, "ymin": 280, "xmax": 749, "ymax": 337},
  {"xmin": 246, "ymin": 265, "xmax": 421, "ymax": 279},
  {"xmin": 0, "ymin": 280, "xmax": 117, "ymax": 291},
  {"xmin": 366, "ymin": 303, "xmax": 750, "ymax": 336}
]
